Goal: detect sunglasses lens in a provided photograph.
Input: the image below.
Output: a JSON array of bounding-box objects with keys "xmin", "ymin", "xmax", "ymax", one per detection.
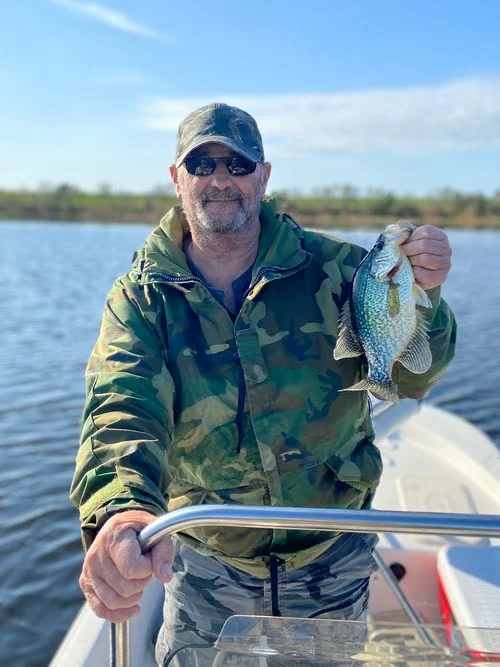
[
  {"xmin": 185, "ymin": 156, "xmax": 216, "ymax": 176},
  {"xmin": 184, "ymin": 155, "xmax": 258, "ymax": 176},
  {"xmin": 226, "ymin": 156, "xmax": 256, "ymax": 175}
]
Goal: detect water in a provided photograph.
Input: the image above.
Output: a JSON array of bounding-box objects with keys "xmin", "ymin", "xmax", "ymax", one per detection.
[{"xmin": 0, "ymin": 221, "xmax": 499, "ymax": 667}]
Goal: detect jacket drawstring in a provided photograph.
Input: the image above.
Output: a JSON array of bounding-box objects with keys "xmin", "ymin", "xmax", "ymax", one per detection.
[{"xmin": 269, "ymin": 555, "xmax": 283, "ymax": 617}]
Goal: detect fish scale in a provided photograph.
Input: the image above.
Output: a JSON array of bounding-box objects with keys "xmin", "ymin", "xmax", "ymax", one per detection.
[{"xmin": 357, "ymin": 260, "xmax": 415, "ymax": 378}]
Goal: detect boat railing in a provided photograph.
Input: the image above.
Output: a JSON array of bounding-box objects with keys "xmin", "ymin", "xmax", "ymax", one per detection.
[{"xmin": 111, "ymin": 505, "xmax": 500, "ymax": 667}]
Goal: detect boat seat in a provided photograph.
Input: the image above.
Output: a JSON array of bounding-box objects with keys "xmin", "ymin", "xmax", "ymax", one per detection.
[{"xmin": 437, "ymin": 545, "xmax": 500, "ymax": 657}]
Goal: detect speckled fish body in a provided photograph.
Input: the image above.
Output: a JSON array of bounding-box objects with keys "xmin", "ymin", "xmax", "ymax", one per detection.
[{"xmin": 333, "ymin": 222, "xmax": 433, "ymax": 402}]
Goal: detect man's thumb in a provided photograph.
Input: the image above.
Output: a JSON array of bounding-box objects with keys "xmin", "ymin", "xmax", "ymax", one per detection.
[{"xmin": 151, "ymin": 536, "xmax": 175, "ymax": 583}]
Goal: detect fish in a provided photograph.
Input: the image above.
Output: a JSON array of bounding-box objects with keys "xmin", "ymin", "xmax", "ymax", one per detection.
[{"xmin": 333, "ymin": 221, "xmax": 433, "ymax": 403}]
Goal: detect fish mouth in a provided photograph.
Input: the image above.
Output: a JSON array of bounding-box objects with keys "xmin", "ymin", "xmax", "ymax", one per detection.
[
  {"xmin": 386, "ymin": 230, "xmax": 412, "ymax": 246},
  {"xmin": 384, "ymin": 223, "xmax": 413, "ymax": 246}
]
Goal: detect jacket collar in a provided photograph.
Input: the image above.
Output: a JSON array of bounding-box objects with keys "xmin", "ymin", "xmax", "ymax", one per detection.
[{"xmin": 136, "ymin": 198, "xmax": 311, "ymax": 282}]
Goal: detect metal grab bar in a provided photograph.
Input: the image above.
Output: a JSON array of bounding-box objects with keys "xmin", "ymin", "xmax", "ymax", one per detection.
[{"xmin": 111, "ymin": 505, "xmax": 500, "ymax": 666}]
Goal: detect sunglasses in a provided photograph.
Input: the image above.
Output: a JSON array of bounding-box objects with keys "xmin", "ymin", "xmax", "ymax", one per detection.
[{"xmin": 184, "ymin": 155, "xmax": 258, "ymax": 177}]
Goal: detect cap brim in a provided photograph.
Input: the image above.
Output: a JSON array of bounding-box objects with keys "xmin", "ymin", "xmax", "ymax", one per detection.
[{"xmin": 175, "ymin": 135, "xmax": 263, "ymax": 167}]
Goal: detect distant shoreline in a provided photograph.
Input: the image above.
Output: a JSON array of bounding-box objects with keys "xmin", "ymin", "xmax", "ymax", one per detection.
[
  {"xmin": 4, "ymin": 216, "xmax": 500, "ymax": 230},
  {"xmin": 2, "ymin": 187, "xmax": 500, "ymax": 229}
]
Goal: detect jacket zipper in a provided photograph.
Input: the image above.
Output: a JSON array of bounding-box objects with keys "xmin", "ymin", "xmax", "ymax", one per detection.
[
  {"xmin": 242, "ymin": 266, "xmax": 282, "ymax": 301},
  {"xmin": 146, "ymin": 265, "xmax": 286, "ymax": 299},
  {"xmin": 236, "ymin": 266, "xmax": 282, "ymax": 453},
  {"xmin": 145, "ymin": 271, "xmax": 203, "ymax": 285},
  {"xmin": 235, "ymin": 361, "xmax": 246, "ymax": 454}
]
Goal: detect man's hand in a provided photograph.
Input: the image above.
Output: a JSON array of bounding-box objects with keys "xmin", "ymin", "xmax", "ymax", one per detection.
[
  {"xmin": 400, "ymin": 222, "xmax": 453, "ymax": 290},
  {"xmin": 79, "ymin": 510, "xmax": 174, "ymax": 623}
]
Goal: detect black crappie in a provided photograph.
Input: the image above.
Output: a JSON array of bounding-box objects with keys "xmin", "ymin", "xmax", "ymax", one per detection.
[{"xmin": 333, "ymin": 221, "xmax": 433, "ymax": 403}]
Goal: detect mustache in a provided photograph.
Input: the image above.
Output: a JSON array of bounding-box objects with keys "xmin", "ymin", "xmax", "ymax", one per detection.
[{"xmin": 201, "ymin": 188, "xmax": 243, "ymax": 202}]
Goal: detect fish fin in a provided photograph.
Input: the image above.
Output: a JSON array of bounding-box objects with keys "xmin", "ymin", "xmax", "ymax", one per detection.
[
  {"xmin": 387, "ymin": 282, "xmax": 400, "ymax": 318},
  {"xmin": 397, "ymin": 310, "xmax": 432, "ymax": 373},
  {"xmin": 333, "ymin": 300, "xmax": 364, "ymax": 359},
  {"xmin": 341, "ymin": 378, "xmax": 400, "ymax": 403},
  {"xmin": 413, "ymin": 283, "xmax": 433, "ymax": 308}
]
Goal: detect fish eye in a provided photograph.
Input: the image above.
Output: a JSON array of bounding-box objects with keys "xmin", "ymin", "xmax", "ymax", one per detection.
[{"xmin": 375, "ymin": 240, "xmax": 385, "ymax": 251}]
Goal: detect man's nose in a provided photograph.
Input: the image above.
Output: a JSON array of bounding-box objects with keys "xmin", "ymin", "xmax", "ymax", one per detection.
[{"xmin": 210, "ymin": 162, "xmax": 232, "ymax": 188}]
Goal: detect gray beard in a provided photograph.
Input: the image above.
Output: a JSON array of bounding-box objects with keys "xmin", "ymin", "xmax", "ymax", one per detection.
[{"xmin": 184, "ymin": 178, "xmax": 263, "ymax": 237}]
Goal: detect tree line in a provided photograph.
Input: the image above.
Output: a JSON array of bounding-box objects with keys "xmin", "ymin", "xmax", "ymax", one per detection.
[{"xmin": 1, "ymin": 183, "xmax": 500, "ymax": 228}]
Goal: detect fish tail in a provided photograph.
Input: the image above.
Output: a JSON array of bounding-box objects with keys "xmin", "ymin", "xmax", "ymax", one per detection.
[{"xmin": 341, "ymin": 378, "xmax": 400, "ymax": 403}]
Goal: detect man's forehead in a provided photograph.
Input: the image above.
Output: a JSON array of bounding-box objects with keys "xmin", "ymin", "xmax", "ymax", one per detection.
[{"xmin": 188, "ymin": 143, "xmax": 241, "ymax": 158}]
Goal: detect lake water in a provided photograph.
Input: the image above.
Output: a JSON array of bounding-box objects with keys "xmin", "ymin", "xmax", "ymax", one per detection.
[{"xmin": 0, "ymin": 221, "xmax": 499, "ymax": 667}]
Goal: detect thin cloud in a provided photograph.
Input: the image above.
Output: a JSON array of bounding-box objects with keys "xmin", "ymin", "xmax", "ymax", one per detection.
[
  {"xmin": 138, "ymin": 77, "xmax": 500, "ymax": 155},
  {"xmin": 94, "ymin": 69, "xmax": 151, "ymax": 86},
  {"xmin": 50, "ymin": 0, "xmax": 174, "ymax": 43}
]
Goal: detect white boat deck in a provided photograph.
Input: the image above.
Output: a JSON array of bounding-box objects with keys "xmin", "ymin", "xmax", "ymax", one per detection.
[{"xmin": 374, "ymin": 403, "xmax": 500, "ymax": 539}]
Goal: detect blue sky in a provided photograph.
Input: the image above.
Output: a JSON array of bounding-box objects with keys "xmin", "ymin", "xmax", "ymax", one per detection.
[{"xmin": 1, "ymin": 0, "xmax": 500, "ymax": 195}]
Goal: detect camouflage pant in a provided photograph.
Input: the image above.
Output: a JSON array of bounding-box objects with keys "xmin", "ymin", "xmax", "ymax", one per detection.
[{"xmin": 155, "ymin": 532, "xmax": 378, "ymax": 666}]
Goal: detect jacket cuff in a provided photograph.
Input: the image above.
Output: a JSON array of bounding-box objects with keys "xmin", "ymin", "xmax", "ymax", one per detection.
[
  {"xmin": 425, "ymin": 286, "xmax": 441, "ymax": 311},
  {"xmin": 80, "ymin": 499, "xmax": 164, "ymax": 551}
]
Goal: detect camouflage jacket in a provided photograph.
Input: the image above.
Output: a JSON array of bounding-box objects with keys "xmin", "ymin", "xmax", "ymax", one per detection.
[{"xmin": 70, "ymin": 199, "xmax": 457, "ymax": 577}]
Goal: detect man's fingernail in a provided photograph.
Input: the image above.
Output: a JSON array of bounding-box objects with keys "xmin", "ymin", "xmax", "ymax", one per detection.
[{"xmin": 161, "ymin": 564, "xmax": 172, "ymax": 578}]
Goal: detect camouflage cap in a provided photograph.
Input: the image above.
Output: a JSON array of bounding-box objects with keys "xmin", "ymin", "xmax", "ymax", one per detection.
[{"xmin": 175, "ymin": 103, "xmax": 265, "ymax": 167}]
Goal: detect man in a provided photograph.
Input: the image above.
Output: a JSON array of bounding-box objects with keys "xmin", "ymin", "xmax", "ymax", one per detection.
[{"xmin": 71, "ymin": 103, "xmax": 456, "ymax": 665}]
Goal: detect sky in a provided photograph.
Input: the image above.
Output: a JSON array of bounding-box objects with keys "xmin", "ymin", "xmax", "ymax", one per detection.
[{"xmin": 1, "ymin": 0, "xmax": 500, "ymax": 196}]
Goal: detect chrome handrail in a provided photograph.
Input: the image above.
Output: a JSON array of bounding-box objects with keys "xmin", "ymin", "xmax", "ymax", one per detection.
[
  {"xmin": 111, "ymin": 505, "xmax": 500, "ymax": 667},
  {"xmin": 138, "ymin": 505, "xmax": 500, "ymax": 551}
]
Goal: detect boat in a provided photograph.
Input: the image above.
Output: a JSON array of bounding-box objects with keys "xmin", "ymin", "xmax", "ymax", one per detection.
[{"xmin": 51, "ymin": 398, "xmax": 500, "ymax": 666}]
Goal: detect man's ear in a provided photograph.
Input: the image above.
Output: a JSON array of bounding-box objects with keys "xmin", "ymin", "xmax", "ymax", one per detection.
[
  {"xmin": 169, "ymin": 164, "xmax": 182, "ymax": 200},
  {"xmin": 261, "ymin": 162, "xmax": 272, "ymax": 196}
]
